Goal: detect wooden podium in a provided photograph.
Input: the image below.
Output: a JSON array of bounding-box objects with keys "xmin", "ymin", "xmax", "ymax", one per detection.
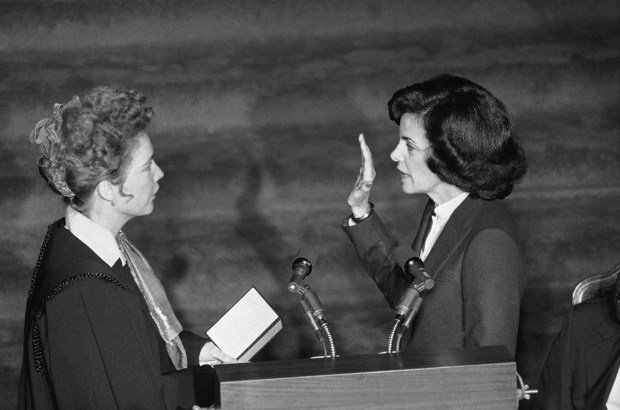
[{"xmin": 213, "ymin": 345, "xmax": 517, "ymax": 409}]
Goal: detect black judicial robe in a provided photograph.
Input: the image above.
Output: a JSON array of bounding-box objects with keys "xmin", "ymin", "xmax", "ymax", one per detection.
[{"xmin": 18, "ymin": 219, "xmax": 211, "ymax": 410}]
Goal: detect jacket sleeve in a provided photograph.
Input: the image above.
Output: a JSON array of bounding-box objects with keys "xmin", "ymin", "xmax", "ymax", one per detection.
[
  {"xmin": 461, "ymin": 227, "xmax": 525, "ymax": 357},
  {"xmin": 532, "ymin": 307, "xmax": 575, "ymax": 410},
  {"xmin": 43, "ymin": 278, "xmax": 174, "ymax": 410},
  {"xmin": 179, "ymin": 330, "xmax": 208, "ymax": 366},
  {"xmin": 342, "ymin": 212, "xmax": 409, "ymax": 309}
]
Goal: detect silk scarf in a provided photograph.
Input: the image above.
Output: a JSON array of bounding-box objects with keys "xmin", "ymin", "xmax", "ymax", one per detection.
[{"xmin": 116, "ymin": 231, "xmax": 187, "ymax": 370}]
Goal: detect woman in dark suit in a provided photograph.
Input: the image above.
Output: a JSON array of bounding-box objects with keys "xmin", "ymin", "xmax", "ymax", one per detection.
[
  {"xmin": 343, "ymin": 74, "xmax": 527, "ymax": 356},
  {"xmin": 18, "ymin": 86, "xmax": 234, "ymax": 409}
]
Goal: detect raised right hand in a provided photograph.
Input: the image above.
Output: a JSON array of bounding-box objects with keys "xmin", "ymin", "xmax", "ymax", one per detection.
[{"xmin": 347, "ymin": 133, "xmax": 376, "ymax": 218}]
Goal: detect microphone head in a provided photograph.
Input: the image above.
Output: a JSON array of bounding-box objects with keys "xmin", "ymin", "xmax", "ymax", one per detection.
[
  {"xmin": 288, "ymin": 247, "xmax": 319, "ymax": 292},
  {"xmin": 394, "ymin": 244, "xmax": 417, "ymax": 269},
  {"xmin": 394, "ymin": 244, "xmax": 434, "ymax": 290},
  {"xmin": 291, "ymin": 247, "xmax": 319, "ymax": 272}
]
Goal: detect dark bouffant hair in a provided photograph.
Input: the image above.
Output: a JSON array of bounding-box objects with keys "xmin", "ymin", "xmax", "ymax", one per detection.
[
  {"xmin": 388, "ymin": 74, "xmax": 527, "ymax": 200},
  {"xmin": 37, "ymin": 86, "xmax": 153, "ymax": 213}
]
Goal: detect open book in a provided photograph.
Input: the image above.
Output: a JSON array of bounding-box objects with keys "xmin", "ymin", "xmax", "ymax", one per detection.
[{"xmin": 206, "ymin": 287, "xmax": 282, "ymax": 362}]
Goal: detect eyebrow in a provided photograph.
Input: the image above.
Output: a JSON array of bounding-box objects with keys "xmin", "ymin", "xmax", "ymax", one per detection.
[
  {"xmin": 141, "ymin": 155, "xmax": 153, "ymax": 167},
  {"xmin": 401, "ymin": 136, "xmax": 421, "ymax": 148}
]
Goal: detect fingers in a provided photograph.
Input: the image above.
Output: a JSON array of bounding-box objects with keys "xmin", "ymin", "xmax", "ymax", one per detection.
[
  {"xmin": 358, "ymin": 133, "xmax": 369, "ymax": 156},
  {"xmin": 199, "ymin": 342, "xmax": 237, "ymax": 366},
  {"xmin": 348, "ymin": 132, "xmax": 376, "ymax": 213},
  {"xmin": 209, "ymin": 343, "xmax": 237, "ymax": 363},
  {"xmin": 212, "ymin": 348, "xmax": 237, "ymax": 364},
  {"xmin": 354, "ymin": 176, "xmax": 373, "ymax": 191},
  {"xmin": 353, "ymin": 165, "xmax": 364, "ymax": 187},
  {"xmin": 358, "ymin": 133, "xmax": 371, "ymax": 164},
  {"xmin": 358, "ymin": 133, "xmax": 376, "ymax": 182}
]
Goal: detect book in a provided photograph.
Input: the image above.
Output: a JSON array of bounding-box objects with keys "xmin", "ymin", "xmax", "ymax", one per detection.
[{"xmin": 206, "ymin": 287, "xmax": 282, "ymax": 362}]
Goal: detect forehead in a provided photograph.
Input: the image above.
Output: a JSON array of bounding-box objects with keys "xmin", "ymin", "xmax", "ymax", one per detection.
[
  {"xmin": 399, "ymin": 113, "xmax": 427, "ymax": 141},
  {"xmin": 128, "ymin": 132, "xmax": 153, "ymax": 165}
]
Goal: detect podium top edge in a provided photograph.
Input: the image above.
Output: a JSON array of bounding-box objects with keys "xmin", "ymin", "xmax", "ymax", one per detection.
[{"xmin": 214, "ymin": 345, "xmax": 514, "ymax": 382}]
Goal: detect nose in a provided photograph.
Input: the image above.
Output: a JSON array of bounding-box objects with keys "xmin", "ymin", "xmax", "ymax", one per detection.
[
  {"xmin": 153, "ymin": 161, "xmax": 164, "ymax": 181},
  {"xmin": 390, "ymin": 141, "xmax": 404, "ymax": 163}
]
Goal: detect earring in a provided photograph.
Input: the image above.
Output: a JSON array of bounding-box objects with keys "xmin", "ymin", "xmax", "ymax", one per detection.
[{"xmin": 111, "ymin": 199, "xmax": 116, "ymax": 207}]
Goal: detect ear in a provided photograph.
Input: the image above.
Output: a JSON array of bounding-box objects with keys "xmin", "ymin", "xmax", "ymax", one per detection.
[{"xmin": 97, "ymin": 180, "xmax": 118, "ymax": 204}]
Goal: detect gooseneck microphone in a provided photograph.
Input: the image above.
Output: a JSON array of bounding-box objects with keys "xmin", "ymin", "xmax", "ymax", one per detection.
[
  {"xmin": 285, "ymin": 249, "xmax": 336, "ymax": 358},
  {"xmin": 388, "ymin": 245, "xmax": 435, "ymax": 353},
  {"xmin": 288, "ymin": 248, "xmax": 317, "ymax": 293},
  {"xmin": 395, "ymin": 245, "xmax": 434, "ymax": 292}
]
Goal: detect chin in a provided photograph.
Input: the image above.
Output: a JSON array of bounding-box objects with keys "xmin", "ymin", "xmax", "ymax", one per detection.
[
  {"xmin": 141, "ymin": 204, "xmax": 155, "ymax": 215},
  {"xmin": 401, "ymin": 184, "xmax": 417, "ymax": 195}
]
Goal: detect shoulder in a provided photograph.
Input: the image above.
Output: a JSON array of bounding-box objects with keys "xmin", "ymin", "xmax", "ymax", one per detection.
[
  {"xmin": 454, "ymin": 197, "xmax": 518, "ymax": 238},
  {"xmin": 474, "ymin": 199, "xmax": 516, "ymax": 230},
  {"xmin": 460, "ymin": 202, "xmax": 523, "ymax": 277},
  {"xmin": 40, "ymin": 219, "xmax": 112, "ymax": 279},
  {"xmin": 571, "ymin": 296, "xmax": 618, "ymax": 333},
  {"xmin": 31, "ymin": 221, "xmax": 127, "ymax": 310}
]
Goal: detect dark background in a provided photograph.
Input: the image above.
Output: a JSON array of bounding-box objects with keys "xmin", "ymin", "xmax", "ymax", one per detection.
[{"xmin": 1, "ymin": 1, "xmax": 619, "ymax": 407}]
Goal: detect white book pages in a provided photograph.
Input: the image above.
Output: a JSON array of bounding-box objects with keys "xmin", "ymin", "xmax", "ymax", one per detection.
[{"xmin": 206, "ymin": 287, "xmax": 282, "ymax": 360}]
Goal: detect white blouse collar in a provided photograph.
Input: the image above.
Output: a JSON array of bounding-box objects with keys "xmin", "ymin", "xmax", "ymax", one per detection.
[
  {"xmin": 434, "ymin": 191, "xmax": 469, "ymax": 221},
  {"xmin": 65, "ymin": 207, "xmax": 125, "ymax": 267}
]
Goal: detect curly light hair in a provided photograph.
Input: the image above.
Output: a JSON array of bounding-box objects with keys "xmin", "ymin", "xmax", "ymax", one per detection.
[{"xmin": 33, "ymin": 86, "xmax": 154, "ymax": 213}]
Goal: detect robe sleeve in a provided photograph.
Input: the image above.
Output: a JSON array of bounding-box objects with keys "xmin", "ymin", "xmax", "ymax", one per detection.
[
  {"xmin": 179, "ymin": 330, "xmax": 208, "ymax": 366},
  {"xmin": 42, "ymin": 278, "xmax": 174, "ymax": 409}
]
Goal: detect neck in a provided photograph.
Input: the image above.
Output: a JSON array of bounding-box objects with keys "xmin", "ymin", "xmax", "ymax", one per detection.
[
  {"xmin": 87, "ymin": 202, "xmax": 130, "ymax": 235},
  {"xmin": 428, "ymin": 184, "xmax": 466, "ymax": 205}
]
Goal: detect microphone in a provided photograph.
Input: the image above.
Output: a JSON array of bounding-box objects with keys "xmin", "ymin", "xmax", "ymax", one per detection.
[
  {"xmin": 299, "ymin": 290, "xmax": 327, "ymax": 331},
  {"xmin": 394, "ymin": 245, "xmax": 434, "ymax": 291},
  {"xmin": 286, "ymin": 248, "xmax": 337, "ymax": 357},
  {"xmin": 394, "ymin": 245, "xmax": 434, "ymax": 329},
  {"xmin": 299, "ymin": 298, "xmax": 321, "ymax": 331},
  {"xmin": 301, "ymin": 289, "xmax": 326, "ymax": 322},
  {"xmin": 288, "ymin": 248, "xmax": 317, "ymax": 293}
]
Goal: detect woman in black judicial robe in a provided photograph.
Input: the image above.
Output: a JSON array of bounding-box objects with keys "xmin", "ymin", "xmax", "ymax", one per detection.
[{"xmin": 18, "ymin": 87, "xmax": 235, "ymax": 409}]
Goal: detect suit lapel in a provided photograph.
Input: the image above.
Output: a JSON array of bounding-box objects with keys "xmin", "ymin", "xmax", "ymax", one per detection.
[{"xmin": 423, "ymin": 197, "xmax": 481, "ymax": 278}]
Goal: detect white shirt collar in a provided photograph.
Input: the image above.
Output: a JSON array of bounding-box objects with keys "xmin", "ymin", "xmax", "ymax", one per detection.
[
  {"xmin": 433, "ymin": 192, "xmax": 469, "ymax": 221},
  {"xmin": 65, "ymin": 207, "xmax": 125, "ymax": 267},
  {"xmin": 420, "ymin": 192, "xmax": 469, "ymax": 261},
  {"xmin": 608, "ymin": 366, "xmax": 620, "ymax": 409}
]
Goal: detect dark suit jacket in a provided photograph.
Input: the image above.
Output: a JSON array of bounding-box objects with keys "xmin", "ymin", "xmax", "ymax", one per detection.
[
  {"xmin": 342, "ymin": 196, "xmax": 525, "ymax": 356},
  {"xmin": 18, "ymin": 219, "xmax": 212, "ymax": 410},
  {"xmin": 534, "ymin": 290, "xmax": 620, "ymax": 410}
]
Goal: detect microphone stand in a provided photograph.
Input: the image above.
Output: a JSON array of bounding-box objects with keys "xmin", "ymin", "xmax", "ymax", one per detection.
[
  {"xmin": 292, "ymin": 284, "xmax": 336, "ymax": 358},
  {"xmin": 388, "ymin": 274, "xmax": 434, "ymax": 354}
]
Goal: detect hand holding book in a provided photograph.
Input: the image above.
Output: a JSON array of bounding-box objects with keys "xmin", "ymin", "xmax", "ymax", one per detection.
[
  {"xmin": 206, "ymin": 287, "xmax": 282, "ymax": 362},
  {"xmin": 199, "ymin": 341, "xmax": 237, "ymax": 366}
]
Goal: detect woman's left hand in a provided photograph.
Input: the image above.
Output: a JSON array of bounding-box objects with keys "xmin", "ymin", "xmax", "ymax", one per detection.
[{"xmin": 199, "ymin": 341, "xmax": 237, "ymax": 366}]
